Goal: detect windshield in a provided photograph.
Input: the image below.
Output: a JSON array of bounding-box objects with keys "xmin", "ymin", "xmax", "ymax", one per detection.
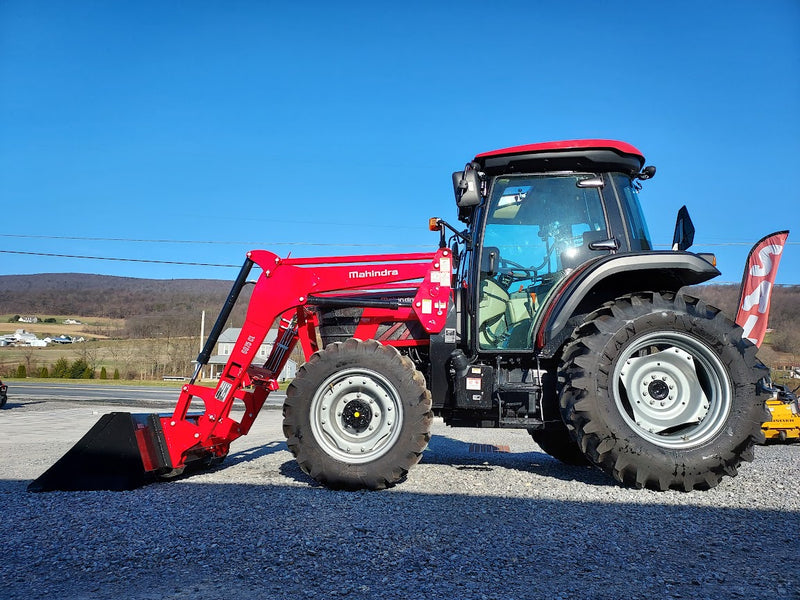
[{"xmin": 477, "ymin": 174, "xmax": 608, "ymax": 350}]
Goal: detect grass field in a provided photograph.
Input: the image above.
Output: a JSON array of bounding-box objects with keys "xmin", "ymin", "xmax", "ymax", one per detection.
[
  {"xmin": 1, "ymin": 312, "xmax": 796, "ymax": 384},
  {"xmin": 0, "ymin": 335, "xmax": 202, "ymax": 381}
]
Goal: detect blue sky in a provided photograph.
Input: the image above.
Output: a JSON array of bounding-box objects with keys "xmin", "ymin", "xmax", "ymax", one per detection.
[{"xmin": 1, "ymin": 1, "xmax": 798, "ymax": 284}]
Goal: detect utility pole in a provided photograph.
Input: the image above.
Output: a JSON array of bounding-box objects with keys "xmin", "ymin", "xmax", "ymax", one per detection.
[{"xmin": 199, "ymin": 310, "xmax": 206, "ymax": 380}]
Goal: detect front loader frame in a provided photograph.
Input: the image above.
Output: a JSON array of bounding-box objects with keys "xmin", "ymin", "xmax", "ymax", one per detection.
[
  {"xmin": 29, "ymin": 247, "xmax": 453, "ymax": 491},
  {"xmin": 144, "ymin": 248, "xmax": 454, "ymax": 477}
]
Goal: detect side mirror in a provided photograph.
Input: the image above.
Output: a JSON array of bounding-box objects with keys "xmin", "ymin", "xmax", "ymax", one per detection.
[
  {"xmin": 672, "ymin": 205, "xmax": 695, "ymax": 251},
  {"xmin": 452, "ymin": 169, "xmax": 482, "ymax": 208},
  {"xmin": 637, "ymin": 165, "xmax": 657, "ymax": 180}
]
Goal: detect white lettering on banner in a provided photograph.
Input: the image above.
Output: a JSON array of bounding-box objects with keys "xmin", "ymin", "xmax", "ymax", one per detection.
[
  {"xmin": 741, "ymin": 280, "xmax": 773, "ymax": 313},
  {"xmin": 741, "ymin": 314, "xmax": 759, "ymax": 343},
  {"xmin": 749, "ymin": 244, "xmax": 784, "ymax": 277},
  {"xmin": 734, "ymin": 231, "xmax": 789, "ymax": 348}
]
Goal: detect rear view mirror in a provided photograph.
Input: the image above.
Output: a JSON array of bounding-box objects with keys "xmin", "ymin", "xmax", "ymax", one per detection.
[
  {"xmin": 672, "ymin": 205, "xmax": 695, "ymax": 251},
  {"xmin": 452, "ymin": 169, "xmax": 482, "ymax": 208}
]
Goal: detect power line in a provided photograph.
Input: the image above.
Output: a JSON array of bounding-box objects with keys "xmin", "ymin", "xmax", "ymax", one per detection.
[
  {"xmin": 1, "ymin": 232, "xmax": 796, "ymax": 248},
  {"xmin": 654, "ymin": 242, "xmax": 800, "ymax": 248},
  {"xmin": 0, "ymin": 250, "xmax": 240, "ymax": 268},
  {"xmin": 0, "ymin": 233, "xmax": 431, "ymax": 248},
  {"xmin": 1, "ymin": 234, "xmax": 796, "ymax": 271},
  {"xmin": 0, "ymin": 233, "xmax": 241, "ymax": 245}
]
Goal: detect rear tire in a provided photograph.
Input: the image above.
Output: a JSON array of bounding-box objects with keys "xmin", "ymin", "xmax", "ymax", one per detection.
[
  {"xmin": 528, "ymin": 425, "xmax": 589, "ymax": 466},
  {"xmin": 283, "ymin": 339, "xmax": 433, "ymax": 490},
  {"xmin": 559, "ymin": 292, "xmax": 768, "ymax": 491}
]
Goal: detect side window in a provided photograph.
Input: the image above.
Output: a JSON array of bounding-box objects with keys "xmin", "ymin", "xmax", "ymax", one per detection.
[{"xmin": 613, "ymin": 174, "xmax": 652, "ymax": 250}]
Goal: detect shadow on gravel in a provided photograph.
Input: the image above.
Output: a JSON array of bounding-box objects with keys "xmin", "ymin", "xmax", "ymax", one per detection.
[
  {"xmin": 216, "ymin": 441, "xmax": 325, "ymax": 487},
  {"xmin": 271, "ymin": 433, "xmax": 615, "ymax": 489},
  {"xmin": 1, "ymin": 400, "xmax": 46, "ymax": 410},
  {"xmin": 424, "ymin": 434, "xmax": 615, "ymax": 487},
  {"xmin": 224, "ymin": 440, "xmax": 287, "ymax": 467},
  {"xmin": 278, "ymin": 457, "xmax": 321, "ymax": 487},
  {"xmin": 3, "ymin": 479, "xmax": 798, "ymax": 600}
]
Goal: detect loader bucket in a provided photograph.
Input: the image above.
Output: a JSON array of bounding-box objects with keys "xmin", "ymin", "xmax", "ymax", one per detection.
[{"xmin": 28, "ymin": 412, "xmax": 171, "ymax": 492}]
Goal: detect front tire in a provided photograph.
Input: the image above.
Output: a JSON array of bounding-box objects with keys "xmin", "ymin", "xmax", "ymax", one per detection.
[
  {"xmin": 283, "ymin": 339, "xmax": 432, "ymax": 490},
  {"xmin": 559, "ymin": 292, "xmax": 768, "ymax": 491}
]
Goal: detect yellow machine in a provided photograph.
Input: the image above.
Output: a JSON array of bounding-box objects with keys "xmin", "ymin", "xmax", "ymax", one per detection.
[{"xmin": 762, "ymin": 383, "xmax": 800, "ymax": 443}]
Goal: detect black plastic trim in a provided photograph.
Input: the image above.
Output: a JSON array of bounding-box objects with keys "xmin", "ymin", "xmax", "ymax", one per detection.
[
  {"xmin": 538, "ymin": 252, "xmax": 719, "ymax": 353},
  {"xmin": 307, "ymin": 295, "xmax": 402, "ymax": 310},
  {"xmin": 477, "ymin": 149, "xmax": 643, "ymax": 177}
]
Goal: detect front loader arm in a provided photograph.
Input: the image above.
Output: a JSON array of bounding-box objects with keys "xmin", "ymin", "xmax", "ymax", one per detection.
[
  {"xmin": 29, "ymin": 246, "xmax": 454, "ymax": 491},
  {"xmin": 159, "ymin": 247, "xmax": 454, "ymax": 473}
]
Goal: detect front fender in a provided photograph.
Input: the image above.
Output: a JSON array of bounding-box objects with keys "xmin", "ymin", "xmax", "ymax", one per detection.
[{"xmin": 535, "ymin": 252, "xmax": 719, "ymax": 357}]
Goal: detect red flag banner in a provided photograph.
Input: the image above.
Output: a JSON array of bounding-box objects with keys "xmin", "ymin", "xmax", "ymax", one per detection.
[{"xmin": 735, "ymin": 230, "xmax": 790, "ymax": 347}]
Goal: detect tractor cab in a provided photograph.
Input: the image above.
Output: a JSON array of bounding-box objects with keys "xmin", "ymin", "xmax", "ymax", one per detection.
[{"xmin": 453, "ymin": 140, "xmax": 656, "ymax": 351}]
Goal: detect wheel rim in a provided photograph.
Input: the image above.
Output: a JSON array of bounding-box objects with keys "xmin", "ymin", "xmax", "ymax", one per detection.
[
  {"xmin": 309, "ymin": 368, "xmax": 404, "ymax": 463},
  {"xmin": 612, "ymin": 331, "xmax": 732, "ymax": 449}
]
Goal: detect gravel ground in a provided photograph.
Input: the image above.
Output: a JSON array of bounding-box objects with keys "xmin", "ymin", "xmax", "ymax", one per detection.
[{"xmin": 1, "ymin": 396, "xmax": 798, "ymax": 600}]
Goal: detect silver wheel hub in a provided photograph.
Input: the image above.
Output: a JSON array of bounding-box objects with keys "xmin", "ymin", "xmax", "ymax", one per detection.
[
  {"xmin": 613, "ymin": 332, "xmax": 731, "ymax": 449},
  {"xmin": 620, "ymin": 347, "xmax": 709, "ymax": 434},
  {"xmin": 310, "ymin": 368, "xmax": 403, "ymax": 463}
]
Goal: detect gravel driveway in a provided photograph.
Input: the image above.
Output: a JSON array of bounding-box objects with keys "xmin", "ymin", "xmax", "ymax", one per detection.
[{"xmin": 1, "ymin": 397, "xmax": 798, "ymax": 600}]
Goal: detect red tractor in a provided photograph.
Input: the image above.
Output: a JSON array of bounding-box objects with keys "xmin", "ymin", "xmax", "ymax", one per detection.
[{"xmin": 30, "ymin": 139, "xmax": 767, "ymax": 493}]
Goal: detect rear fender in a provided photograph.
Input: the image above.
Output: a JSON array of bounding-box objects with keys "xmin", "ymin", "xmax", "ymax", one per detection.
[{"xmin": 535, "ymin": 252, "xmax": 719, "ymax": 357}]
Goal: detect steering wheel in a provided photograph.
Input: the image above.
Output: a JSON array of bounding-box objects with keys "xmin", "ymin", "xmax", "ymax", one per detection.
[{"xmin": 498, "ymin": 257, "xmax": 536, "ymax": 286}]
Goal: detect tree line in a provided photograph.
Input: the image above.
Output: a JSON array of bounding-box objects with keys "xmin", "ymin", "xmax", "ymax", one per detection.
[
  {"xmin": 0, "ymin": 273, "xmax": 797, "ymax": 381},
  {"xmin": 689, "ymin": 284, "xmax": 800, "ymax": 356},
  {"xmin": 13, "ymin": 358, "xmax": 120, "ymax": 380}
]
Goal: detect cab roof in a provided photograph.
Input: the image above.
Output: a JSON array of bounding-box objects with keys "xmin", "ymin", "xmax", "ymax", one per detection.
[{"xmin": 474, "ymin": 139, "xmax": 645, "ymax": 177}]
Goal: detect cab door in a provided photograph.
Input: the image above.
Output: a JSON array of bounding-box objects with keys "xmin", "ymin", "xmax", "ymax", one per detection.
[{"xmin": 474, "ymin": 173, "xmax": 612, "ymax": 350}]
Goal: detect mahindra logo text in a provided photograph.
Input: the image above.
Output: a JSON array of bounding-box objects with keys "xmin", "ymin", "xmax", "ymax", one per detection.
[{"xmin": 348, "ymin": 268, "xmax": 400, "ymax": 279}]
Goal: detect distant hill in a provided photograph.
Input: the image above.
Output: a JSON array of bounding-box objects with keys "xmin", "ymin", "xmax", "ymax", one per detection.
[
  {"xmin": 0, "ymin": 273, "xmax": 797, "ymax": 357},
  {"xmin": 688, "ymin": 283, "xmax": 798, "ymax": 325},
  {"xmin": 0, "ymin": 273, "xmax": 237, "ymax": 318},
  {"xmin": 688, "ymin": 283, "xmax": 800, "ymax": 364},
  {"xmin": 0, "ymin": 273, "xmax": 253, "ymax": 337}
]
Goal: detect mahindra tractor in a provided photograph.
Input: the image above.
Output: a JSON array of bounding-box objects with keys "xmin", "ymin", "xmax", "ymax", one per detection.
[{"xmin": 30, "ymin": 139, "xmax": 768, "ymax": 493}]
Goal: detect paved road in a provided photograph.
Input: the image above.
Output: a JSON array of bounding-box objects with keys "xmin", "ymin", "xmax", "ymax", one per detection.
[{"xmin": 5, "ymin": 380, "xmax": 286, "ymax": 409}]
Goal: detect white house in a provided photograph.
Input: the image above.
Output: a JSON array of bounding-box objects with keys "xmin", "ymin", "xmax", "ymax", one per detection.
[
  {"xmin": 13, "ymin": 329, "xmax": 46, "ymax": 346},
  {"xmin": 204, "ymin": 327, "xmax": 297, "ymax": 381}
]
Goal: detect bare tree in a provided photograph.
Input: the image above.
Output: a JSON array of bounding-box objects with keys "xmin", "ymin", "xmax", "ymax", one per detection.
[{"xmin": 19, "ymin": 346, "xmax": 39, "ymax": 377}]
